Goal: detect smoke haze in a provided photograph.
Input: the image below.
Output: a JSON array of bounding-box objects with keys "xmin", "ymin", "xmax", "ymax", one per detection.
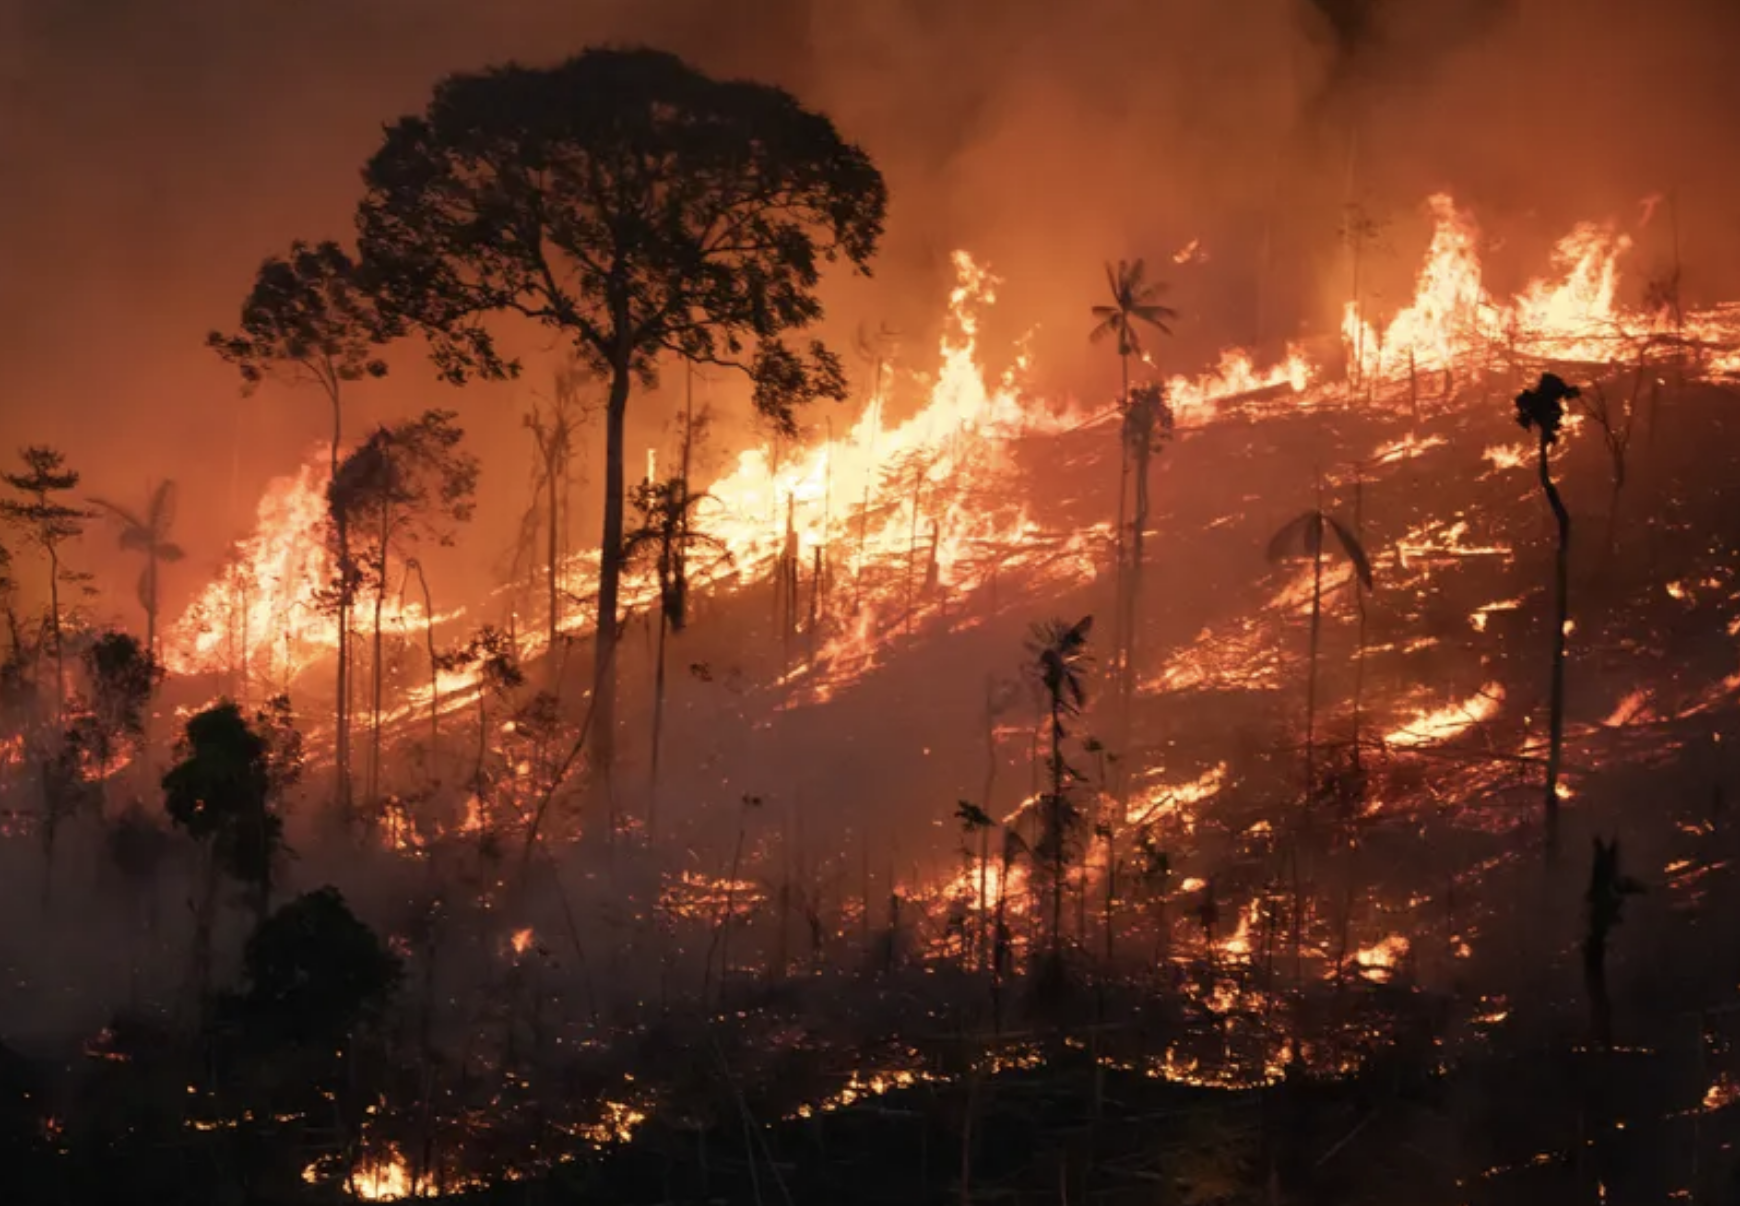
[{"xmin": 1, "ymin": 0, "xmax": 1738, "ymax": 627}]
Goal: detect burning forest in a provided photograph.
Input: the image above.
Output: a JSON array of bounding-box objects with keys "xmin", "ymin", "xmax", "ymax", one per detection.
[{"xmin": 12, "ymin": 4, "xmax": 1740, "ymax": 1203}]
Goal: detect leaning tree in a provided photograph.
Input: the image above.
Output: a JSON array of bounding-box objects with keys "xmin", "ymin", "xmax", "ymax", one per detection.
[{"xmin": 353, "ymin": 47, "xmax": 886, "ymax": 812}]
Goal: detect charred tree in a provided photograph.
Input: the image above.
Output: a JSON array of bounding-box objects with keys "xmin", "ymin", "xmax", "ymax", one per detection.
[
  {"xmin": 1028, "ymin": 615, "xmax": 1093, "ymax": 972},
  {"xmin": 1583, "ymin": 837, "xmax": 1644, "ymax": 1050},
  {"xmin": 1516, "ymin": 372, "xmax": 1580, "ymax": 854}
]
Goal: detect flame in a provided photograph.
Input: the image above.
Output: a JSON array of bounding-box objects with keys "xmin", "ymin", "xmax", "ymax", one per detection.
[
  {"xmin": 163, "ymin": 456, "xmax": 461, "ymax": 693},
  {"xmin": 1385, "ymin": 684, "xmax": 1503, "ymax": 747},
  {"xmin": 1348, "ymin": 934, "xmax": 1410, "ymax": 982},
  {"xmin": 1343, "ymin": 193, "xmax": 1639, "ymax": 386}
]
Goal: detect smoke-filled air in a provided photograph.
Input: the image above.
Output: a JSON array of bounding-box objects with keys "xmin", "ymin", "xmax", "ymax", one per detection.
[{"xmin": 10, "ymin": 0, "xmax": 1740, "ymax": 1201}]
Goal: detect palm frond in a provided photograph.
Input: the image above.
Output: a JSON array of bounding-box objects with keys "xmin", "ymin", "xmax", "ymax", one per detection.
[
  {"xmin": 147, "ymin": 480, "xmax": 178, "ymax": 532},
  {"xmin": 1325, "ymin": 516, "xmax": 1375, "ymax": 589},
  {"xmin": 157, "ymin": 542, "xmax": 186, "ymax": 563},
  {"xmin": 1265, "ymin": 511, "xmax": 1320, "ymax": 563},
  {"xmin": 87, "ymin": 497, "xmax": 146, "ymax": 534}
]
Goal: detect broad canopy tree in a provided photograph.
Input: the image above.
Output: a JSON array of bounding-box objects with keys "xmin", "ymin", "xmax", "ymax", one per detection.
[{"xmin": 354, "ymin": 46, "xmax": 887, "ymax": 803}]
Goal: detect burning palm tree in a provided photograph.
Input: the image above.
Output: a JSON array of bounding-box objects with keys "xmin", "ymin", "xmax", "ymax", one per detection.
[
  {"xmin": 1515, "ymin": 371, "xmax": 1580, "ymax": 854},
  {"xmin": 89, "ymin": 481, "xmax": 184, "ymax": 662}
]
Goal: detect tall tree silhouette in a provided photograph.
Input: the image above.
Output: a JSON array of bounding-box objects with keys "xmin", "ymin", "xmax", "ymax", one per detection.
[
  {"xmin": 88, "ymin": 481, "xmax": 184, "ymax": 662},
  {"xmin": 1, "ymin": 447, "xmax": 90, "ymax": 721},
  {"xmin": 1089, "ymin": 260, "xmax": 1176, "ymax": 727},
  {"xmin": 209, "ymin": 240, "xmax": 394, "ymax": 824},
  {"xmin": 1516, "ymin": 371, "xmax": 1580, "ymax": 854},
  {"xmin": 328, "ymin": 411, "xmax": 478, "ymax": 811},
  {"xmin": 354, "ymin": 47, "xmax": 886, "ymax": 810},
  {"xmin": 1266, "ymin": 502, "xmax": 1374, "ymax": 811},
  {"xmin": 624, "ymin": 475, "xmax": 727, "ymax": 838},
  {"xmin": 1027, "ymin": 615, "xmax": 1094, "ymax": 967}
]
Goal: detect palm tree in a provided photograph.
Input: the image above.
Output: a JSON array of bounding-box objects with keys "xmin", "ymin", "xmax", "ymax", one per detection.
[
  {"xmin": 1120, "ymin": 384, "xmax": 1174, "ymax": 724},
  {"xmin": 623, "ymin": 475, "xmax": 727, "ymax": 841},
  {"xmin": 1516, "ymin": 372, "xmax": 1580, "ymax": 855},
  {"xmin": 1266, "ymin": 501, "xmax": 1374, "ymax": 810},
  {"xmin": 1027, "ymin": 615, "xmax": 1094, "ymax": 966},
  {"xmin": 89, "ymin": 481, "xmax": 184, "ymax": 662},
  {"xmin": 1090, "ymin": 260, "xmax": 1177, "ymax": 704},
  {"xmin": 954, "ymin": 800, "xmax": 994, "ymax": 972}
]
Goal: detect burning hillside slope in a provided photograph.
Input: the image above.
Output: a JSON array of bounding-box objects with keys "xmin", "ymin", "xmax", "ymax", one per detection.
[{"xmin": 37, "ymin": 191, "xmax": 1740, "ymax": 1205}]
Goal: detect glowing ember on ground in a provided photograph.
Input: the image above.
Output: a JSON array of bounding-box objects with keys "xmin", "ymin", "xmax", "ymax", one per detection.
[
  {"xmin": 1349, "ymin": 935, "xmax": 1410, "ymax": 982},
  {"xmin": 1384, "ymin": 684, "xmax": 1504, "ymax": 747}
]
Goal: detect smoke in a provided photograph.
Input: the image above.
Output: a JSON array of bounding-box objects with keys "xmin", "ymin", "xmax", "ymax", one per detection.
[{"xmin": 0, "ymin": 0, "xmax": 1735, "ymax": 615}]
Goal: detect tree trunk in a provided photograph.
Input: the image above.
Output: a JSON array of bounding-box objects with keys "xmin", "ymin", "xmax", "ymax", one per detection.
[
  {"xmin": 411, "ymin": 563, "xmax": 439, "ymax": 754},
  {"xmin": 145, "ymin": 550, "xmax": 158, "ymax": 664},
  {"xmin": 48, "ymin": 545, "xmax": 63, "ymax": 723},
  {"xmin": 1351, "ymin": 481, "xmax": 1366, "ymax": 771},
  {"xmin": 1306, "ymin": 537, "xmax": 1323, "ymax": 809},
  {"xmin": 1541, "ymin": 432, "xmax": 1571, "ymax": 855},
  {"xmin": 370, "ymin": 504, "xmax": 390, "ymax": 810},
  {"xmin": 648, "ymin": 614, "xmax": 667, "ymax": 841},
  {"xmin": 331, "ymin": 392, "xmax": 353, "ymax": 825},
  {"xmin": 548, "ymin": 432, "xmax": 560, "ymax": 660},
  {"xmin": 1050, "ymin": 702, "xmax": 1065, "ymax": 962},
  {"xmin": 1111, "ymin": 352, "xmax": 1130, "ymax": 695},
  {"xmin": 591, "ymin": 365, "xmax": 632, "ymax": 837}
]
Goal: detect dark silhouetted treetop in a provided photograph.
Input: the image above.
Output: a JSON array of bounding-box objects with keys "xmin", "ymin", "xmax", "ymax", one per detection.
[
  {"xmin": 237, "ymin": 886, "xmax": 402, "ymax": 1045},
  {"xmin": 355, "ymin": 45, "xmax": 888, "ymax": 433},
  {"xmin": 1265, "ymin": 510, "xmax": 1375, "ymax": 589},
  {"xmin": 88, "ymin": 481, "xmax": 185, "ymax": 568},
  {"xmin": 1029, "ymin": 615, "xmax": 1094, "ymax": 718},
  {"xmin": 162, "ymin": 701, "xmax": 283, "ymax": 895},
  {"xmin": 206, "ymin": 240, "xmax": 394, "ymax": 394},
  {"xmin": 1, "ymin": 446, "xmax": 87, "ymax": 552},
  {"xmin": 1515, "ymin": 371, "xmax": 1581, "ymax": 445},
  {"xmin": 1090, "ymin": 260, "xmax": 1177, "ymax": 359},
  {"xmin": 328, "ymin": 409, "xmax": 480, "ymax": 559}
]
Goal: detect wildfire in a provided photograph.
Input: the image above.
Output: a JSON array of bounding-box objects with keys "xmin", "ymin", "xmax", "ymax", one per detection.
[
  {"xmin": 1343, "ymin": 193, "xmax": 1641, "ymax": 387},
  {"xmin": 1348, "ymin": 934, "xmax": 1410, "ymax": 983},
  {"xmin": 1384, "ymin": 684, "xmax": 1504, "ymax": 747}
]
